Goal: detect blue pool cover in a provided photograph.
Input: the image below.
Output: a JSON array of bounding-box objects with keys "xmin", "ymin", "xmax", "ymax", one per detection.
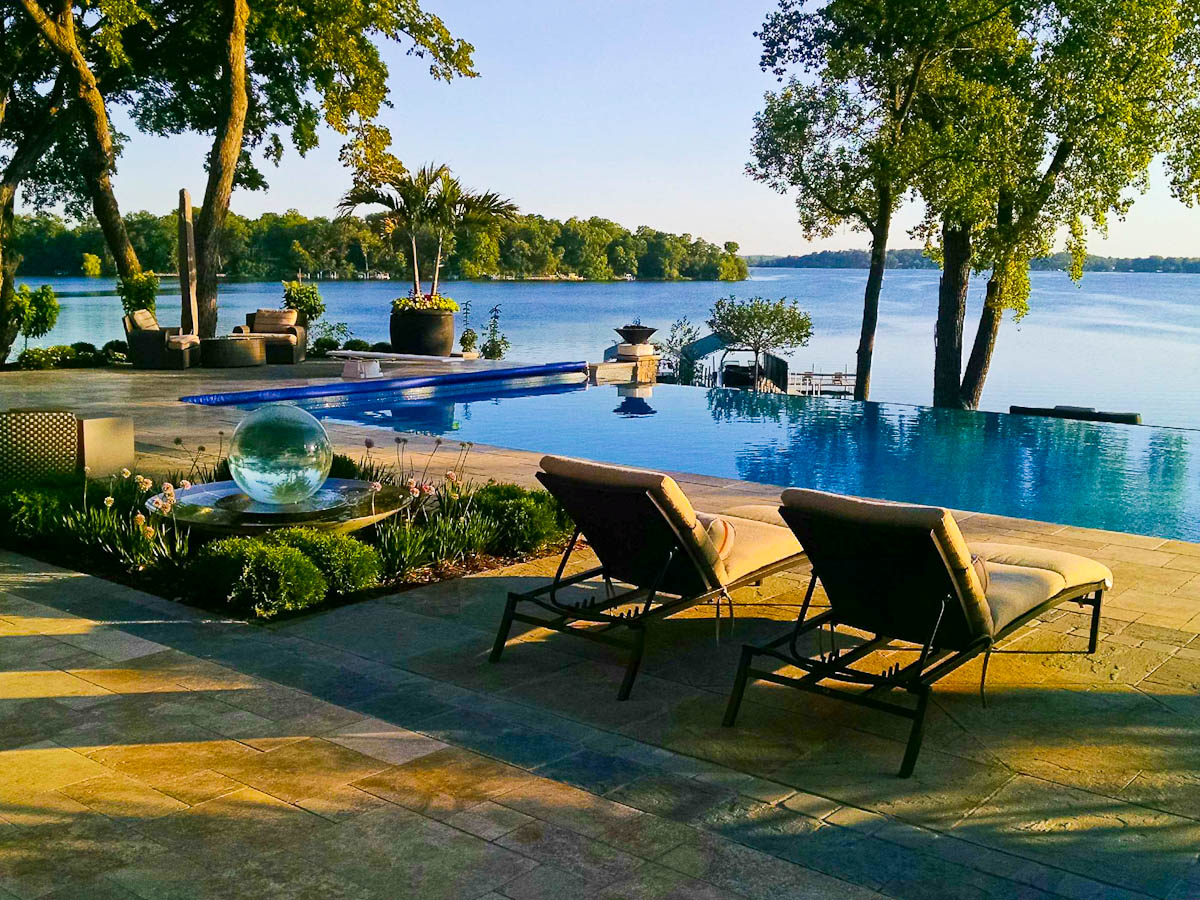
[{"xmin": 180, "ymin": 361, "xmax": 589, "ymax": 406}]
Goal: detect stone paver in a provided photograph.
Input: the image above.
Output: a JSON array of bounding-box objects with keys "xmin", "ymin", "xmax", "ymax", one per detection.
[{"xmin": 4, "ymin": 365, "xmax": 1200, "ymax": 897}]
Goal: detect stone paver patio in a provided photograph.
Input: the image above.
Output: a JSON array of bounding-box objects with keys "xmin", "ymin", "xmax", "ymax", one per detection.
[{"xmin": 3, "ymin": 364, "xmax": 1200, "ymax": 898}]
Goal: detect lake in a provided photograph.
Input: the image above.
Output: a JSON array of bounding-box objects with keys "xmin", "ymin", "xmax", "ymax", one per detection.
[{"xmin": 19, "ymin": 267, "xmax": 1200, "ymax": 429}]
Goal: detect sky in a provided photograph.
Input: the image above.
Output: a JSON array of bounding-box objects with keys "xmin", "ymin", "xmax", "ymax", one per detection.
[{"xmin": 102, "ymin": 0, "xmax": 1199, "ymax": 259}]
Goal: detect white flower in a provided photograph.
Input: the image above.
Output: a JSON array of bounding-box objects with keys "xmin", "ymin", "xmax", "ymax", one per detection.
[
  {"xmin": 103, "ymin": 496, "xmax": 114, "ymax": 508},
  {"xmin": 120, "ymin": 468, "xmax": 131, "ymax": 479},
  {"xmin": 179, "ymin": 480, "xmax": 192, "ymax": 490}
]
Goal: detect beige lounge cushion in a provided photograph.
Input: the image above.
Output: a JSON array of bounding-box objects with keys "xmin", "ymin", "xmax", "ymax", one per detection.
[
  {"xmin": 540, "ymin": 455, "xmax": 727, "ymax": 584},
  {"xmin": 780, "ymin": 489, "xmax": 992, "ymax": 638},
  {"xmin": 702, "ymin": 515, "xmax": 735, "ymax": 561},
  {"xmin": 130, "ymin": 309, "xmax": 158, "ymax": 331},
  {"xmin": 256, "ymin": 333, "xmax": 298, "ymax": 345},
  {"xmin": 969, "ymin": 542, "xmax": 1113, "ymax": 631},
  {"xmin": 708, "ymin": 513, "xmax": 803, "ymax": 583},
  {"xmin": 254, "ymin": 309, "xmax": 298, "ymax": 334},
  {"xmin": 722, "ymin": 504, "xmax": 787, "ymax": 528},
  {"xmin": 165, "ymin": 334, "xmax": 200, "ymax": 349}
]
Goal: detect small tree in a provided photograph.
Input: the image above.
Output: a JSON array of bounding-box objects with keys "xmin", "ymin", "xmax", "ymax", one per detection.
[
  {"xmin": 80, "ymin": 253, "xmax": 102, "ymax": 277},
  {"xmin": 18, "ymin": 284, "xmax": 58, "ymax": 350},
  {"xmin": 707, "ymin": 295, "xmax": 812, "ymax": 391}
]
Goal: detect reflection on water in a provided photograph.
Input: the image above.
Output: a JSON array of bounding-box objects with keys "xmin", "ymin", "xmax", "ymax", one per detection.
[{"xmin": 298, "ymin": 382, "xmax": 1200, "ymax": 542}]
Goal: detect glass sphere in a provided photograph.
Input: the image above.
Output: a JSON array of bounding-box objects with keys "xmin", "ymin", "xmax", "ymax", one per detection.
[{"xmin": 228, "ymin": 405, "xmax": 333, "ymax": 505}]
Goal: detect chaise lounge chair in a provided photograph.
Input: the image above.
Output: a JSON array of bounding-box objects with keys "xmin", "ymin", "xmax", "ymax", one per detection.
[
  {"xmin": 489, "ymin": 456, "xmax": 806, "ymax": 699},
  {"xmin": 122, "ymin": 309, "xmax": 199, "ymax": 369},
  {"xmin": 723, "ymin": 489, "xmax": 1112, "ymax": 777}
]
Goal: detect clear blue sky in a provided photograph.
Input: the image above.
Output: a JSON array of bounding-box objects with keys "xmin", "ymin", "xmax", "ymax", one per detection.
[{"xmin": 106, "ymin": 0, "xmax": 1198, "ymax": 258}]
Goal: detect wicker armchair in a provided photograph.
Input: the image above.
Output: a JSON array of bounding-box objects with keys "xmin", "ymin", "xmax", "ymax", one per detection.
[
  {"xmin": 122, "ymin": 309, "xmax": 198, "ymax": 369},
  {"xmin": 232, "ymin": 309, "xmax": 307, "ymax": 364}
]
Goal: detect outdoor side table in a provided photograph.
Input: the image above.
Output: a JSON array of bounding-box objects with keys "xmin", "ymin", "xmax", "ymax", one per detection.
[{"xmin": 200, "ymin": 336, "xmax": 266, "ymax": 368}]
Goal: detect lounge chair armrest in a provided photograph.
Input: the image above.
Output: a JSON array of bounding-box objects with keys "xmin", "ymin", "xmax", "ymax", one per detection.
[
  {"xmin": 286, "ymin": 325, "xmax": 306, "ymax": 343},
  {"xmin": 232, "ymin": 325, "xmax": 251, "ymax": 335}
]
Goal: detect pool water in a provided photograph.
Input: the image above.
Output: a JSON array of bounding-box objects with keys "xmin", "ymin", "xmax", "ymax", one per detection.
[{"xmin": 291, "ymin": 382, "xmax": 1200, "ymax": 542}]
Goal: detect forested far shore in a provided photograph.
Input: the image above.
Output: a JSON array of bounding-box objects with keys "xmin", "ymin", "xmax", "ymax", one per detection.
[
  {"xmin": 747, "ymin": 249, "xmax": 1200, "ymax": 273},
  {"xmin": 11, "ymin": 210, "xmax": 748, "ymax": 283}
]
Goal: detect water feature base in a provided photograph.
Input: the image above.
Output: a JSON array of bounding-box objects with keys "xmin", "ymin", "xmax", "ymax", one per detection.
[{"xmin": 150, "ymin": 478, "xmax": 404, "ymax": 535}]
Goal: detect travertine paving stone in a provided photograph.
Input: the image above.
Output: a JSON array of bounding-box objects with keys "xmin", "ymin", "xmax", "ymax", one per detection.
[{"xmin": 5, "ymin": 364, "xmax": 1200, "ymax": 897}]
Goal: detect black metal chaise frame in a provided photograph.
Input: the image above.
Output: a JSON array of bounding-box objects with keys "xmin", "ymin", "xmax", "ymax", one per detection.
[
  {"xmin": 722, "ymin": 495, "xmax": 1108, "ymax": 777},
  {"xmin": 489, "ymin": 468, "xmax": 805, "ymax": 700}
]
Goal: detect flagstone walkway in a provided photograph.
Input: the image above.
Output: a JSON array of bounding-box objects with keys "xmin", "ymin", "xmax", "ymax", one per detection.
[{"xmin": 3, "ymin": 516, "xmax": 1200, "ymax": 898}]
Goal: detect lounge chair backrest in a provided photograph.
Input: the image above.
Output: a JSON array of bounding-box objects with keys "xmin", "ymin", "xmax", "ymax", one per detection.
[
  {"xmin": 539, "ymin": 455, "xmax": 727, "ymax": 595},
  {"xmin": 779, "ymin": 489, "xmax": 992, "ymax": 648},
  {"xmin": 250, "ymin": 308, "xmax": 298, "ymax": 333},
  {"xmin": 128, "ymin": 309, "xmax": 159, "ymax": 331}
]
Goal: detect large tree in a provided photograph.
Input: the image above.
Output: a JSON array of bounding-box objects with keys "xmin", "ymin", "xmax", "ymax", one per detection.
[
  {"xmin": 749, "ymin": 0, "xmax": 1015, "ymax": 401},
  {"xmin": 924, "ymin": 0, "xmax": 1200, "ymax": 409}
]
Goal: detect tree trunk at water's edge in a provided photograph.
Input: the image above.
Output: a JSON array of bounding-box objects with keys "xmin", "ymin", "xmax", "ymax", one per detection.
[
  {"xmin": 194, "ymin": 0, "xmax": 249, "ymax": 338},
  {"xmin": 959, "ymin": 274, "xmax": 1004, "ymax": 410},
  {"xmin": 0, "ymin": 191, "xmax": 20, "ymax": 364},
  {"xmin": 933, "ymin": 222, "xmax": 972, "ymax": 409},
  {"xmin": 855, "ymin": 213, "xmax": 891, "ymax": 401}
]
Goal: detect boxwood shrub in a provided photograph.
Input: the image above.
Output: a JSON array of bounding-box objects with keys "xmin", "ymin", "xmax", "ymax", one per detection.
[
  {"xmin": 472, "ymin": 483, "xmax": 572, "ymax": 555},
  {"xmin": 264, "ymin": 527, "xmax": 381, "ymax": 595},
  {"xmin": 191, "ymin": 537, "xmax": 327, "ymax": 619}
]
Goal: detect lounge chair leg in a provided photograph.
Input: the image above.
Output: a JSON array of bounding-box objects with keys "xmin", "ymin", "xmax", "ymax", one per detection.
[
  {"xmin": 979, "ymin": 647, "xmax": 992, "ymax": 708},
  {"xmin": 489, "ymin": 594, "xmax": 518, "ymax": 663},
  {"xmin": 1088, "ymin": 590, "xmax": 1103, "ymax": 653},
  {"xmin": 723, "ymin": 645, "xmax": 753, "ymax": 727},
  {"xmin": 898, "ymin": 688, "xmax": 931, "ymax": 778},
  {"xmin": 617, "ymin": 626, "xmax": 647, "ymax": 701}
]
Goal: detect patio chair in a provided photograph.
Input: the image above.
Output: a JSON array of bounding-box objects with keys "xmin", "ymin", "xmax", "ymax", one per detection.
[
  {"xmin": 489, "ymin": 456, "xmax": 806, "ymax": 699},
  {"xmin": 232, "ymin": 309, "xmax": 307, "ymax": 363},
  {"xmin": 122, "ymin": 309, "xmax": 198, "ymax": 369},
  {"xmin": 723, "ymin": 489, "xmax": 1112, "ymax": 777}
]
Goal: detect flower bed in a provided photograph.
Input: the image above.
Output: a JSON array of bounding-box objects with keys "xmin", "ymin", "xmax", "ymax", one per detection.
[{"xmin": 0, "ymin": 440, "xmax": 572, "ymax": 620}]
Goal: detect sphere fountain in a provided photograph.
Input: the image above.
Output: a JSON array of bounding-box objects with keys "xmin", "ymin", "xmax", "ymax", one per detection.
[{"xmin": 149, "ymin": 406, "xmax": 404, "ymax": 534}]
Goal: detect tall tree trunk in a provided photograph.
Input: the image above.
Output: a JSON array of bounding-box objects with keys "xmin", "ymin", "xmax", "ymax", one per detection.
[
  {"xmin": 855, "ymin": 206, "xmax": 892, "ymax": 402},
  {"xmin": 933, "ymin": 221, "xmax": 972, "ymax": 409},
  {"xmin": 431, "ymin": 233, "xmax": 443, "ymax": 296},
  {"xmin": 959, "ymin": 274, "xmax": 1003, "ymax": 409},
  {"xmin": 0, "ymin": 189, "xmax": 20, "ymax": 364},
  {"xmin": 18, "ymin": 0, "xmax": 140, "ymax": 278},
  {"xmin": 193, "ymin": 0, "xmax": 249, "ymax": 338}
]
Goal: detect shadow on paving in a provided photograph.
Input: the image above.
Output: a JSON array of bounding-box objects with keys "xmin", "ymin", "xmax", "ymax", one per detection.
[{"xmin": 2, "ymin": 550, "xmax": 1199, "ymax": 899}]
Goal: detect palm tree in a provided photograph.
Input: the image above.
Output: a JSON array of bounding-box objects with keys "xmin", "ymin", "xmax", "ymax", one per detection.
[
  {"xmin": 427, "ymin": 172, "xmax": 518, "ymax": 296},
  {"xmin": 339, "ymin": 162, "xmax": 447, "ymax": 298}
]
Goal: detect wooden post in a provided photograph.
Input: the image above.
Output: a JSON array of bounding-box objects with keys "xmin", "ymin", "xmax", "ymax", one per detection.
[{"xmin": 178, "ymin": 189, "xmax": 199, "ymax": 336}]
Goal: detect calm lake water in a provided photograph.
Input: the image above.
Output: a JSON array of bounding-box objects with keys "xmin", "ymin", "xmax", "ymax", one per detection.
[{"xmin": 21, "ymin": 267, "xmax": 1200, "ymax": 428}]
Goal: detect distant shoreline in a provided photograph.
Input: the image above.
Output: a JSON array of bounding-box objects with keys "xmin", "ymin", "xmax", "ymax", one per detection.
[{"xmin": 745, "ymin": 249, "xmax": 1200, "ymax": 274}]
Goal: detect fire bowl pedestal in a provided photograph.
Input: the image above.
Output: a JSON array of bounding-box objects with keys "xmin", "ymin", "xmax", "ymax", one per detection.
[{"xmin": 148, "ymin": 478, "xmax": 405, "ymax": 535}]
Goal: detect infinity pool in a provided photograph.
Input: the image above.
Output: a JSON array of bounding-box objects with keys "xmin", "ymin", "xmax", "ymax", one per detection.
[{"xmin": 291, "ymin": 382, "xmax": 1200, "ymax": 542}]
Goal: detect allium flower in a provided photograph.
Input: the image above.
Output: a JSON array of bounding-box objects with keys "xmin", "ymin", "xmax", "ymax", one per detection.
[
  {"xmin": 133, "ymin": 513, "xmax": 146, "ymax": 526},
  {"xmin": 143, "ymin": 525, "xmax": 155, "ymax": 540},
  {"xmin": 364, "ymin": 438, "xmax": 375, "ymax": 449},
  {"xmin": 370, "ymin": 481, "xmax": 382, "ymax": 493},
  {"xmin": 152, "ymin": 497, "xmax": 165, "ymax": 510},
  {"xmin": 179, "ymin": 480, "xmax": 192, "ymax": 490},
  {"xmin": 162, "ymin": 482, "xmax": 173, "ymax": 493},
  {"xmin": 445, "ymin": 470, "xmax": 458, "ymax": 483},
  {"xmin": 103, "ymin": 496, "xmax": 115, "ymax": 508},
  {"xmin": 406, "ymin": 478, "xmax": 416, "ymax": 488},
  {"xmin": 421, "ymin": 483, "xmax": 435, "ymax": 495},
  {"xmin": 174, "ymin": 437, "xmax": 183, "ymax": 446},
  {"xmin": 83, "ymin": 465, "xmax": 91, "ymax": 475},
  {"xmin": 408, "ymin": 485, "xmax": 421, "ymax": 497},
  {"xmin": 120, "ymin": 468, "xmax": 131, "ymax": 479}
]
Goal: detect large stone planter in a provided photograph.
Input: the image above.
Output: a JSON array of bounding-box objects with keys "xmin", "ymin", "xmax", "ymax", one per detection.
[{"xmin": 390, "ymin": 309, "xmax": 454, "ymax": 357}]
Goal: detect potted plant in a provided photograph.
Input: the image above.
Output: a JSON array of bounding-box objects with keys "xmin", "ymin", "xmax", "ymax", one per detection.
[
  {"xmin": 391, "ymin": 293, "xmax": 458, "ymax": 356},
  {"xmin": 615, "ymin": 318, "xmax": 656, "ymax": 345}
]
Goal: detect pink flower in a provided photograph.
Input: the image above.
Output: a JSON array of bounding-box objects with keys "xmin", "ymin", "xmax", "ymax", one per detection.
[
  {"xmin": 370, "ymin": 481, "xmax": 382, "ymax": 493},
  {"xmin": 407, "ymin": 485, "xmax": 420, "ymax": 497},
  {"xmin": 421, "ymin": 483, "xmax": 435, "ymax": 495},
  {"xmin": 179, "ymin": 479, "xmax": 191, "ymax": 490},
  {"xmin": 445, "ymin": 470, "xmax": 458, "ymax": 483},
  {"xmin": 161, "ymin": 482, "xmax": 174, "ymax": 494},
  {"xmin": 152, "ymin": 498, "xmax": 165, "ymax": 510}
]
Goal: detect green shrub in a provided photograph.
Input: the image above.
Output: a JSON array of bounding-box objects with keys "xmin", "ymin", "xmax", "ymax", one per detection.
[
  {"xmin": 264, "ymin": 527, "xmax": 380, "ymax": 595},
  {"xmin": 310, "ymin": 336, "xmax": 340, "ymax": 358},
  {"xmin": 473, "ymin": 483, "xmax": 571, "ymax": 555},
  {"xmin": 17, "ymin": 345, "xmax": 75, "ymax": 370},
  {"xmin": 392, "ymin": 294, "xmax": 458, "ymax": 312},
  {"xmin": 281, "ymin": 281, "xmax": 325, "ymax": 322},
  {"xmin": 375, "ymin": 517, "xmax": 431, "ymax": 580},
  {"xmin": 102, "ymin": 339, "xmax": 128, "ymax": 362},
  {"xmin": 0, "ymin": 482, "xmax": 74, "ymax": 543},
  {"xmin": 370, "ymin": 341, "xmax": 392, "ymax": 353},
  {"xmin": 190, "ymin": 537, "xmax": 327, "ymax": 619},
  {"xmin": 116, "ymin": 271, "xmax": 161, "ymax": 315},
  {"xmin": 342, "ymin": 338, "xmax": 371, "ymax": 351}
]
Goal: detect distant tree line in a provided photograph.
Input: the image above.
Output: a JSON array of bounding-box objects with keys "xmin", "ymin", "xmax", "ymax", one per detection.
[
  {"xmin": 11, "ymin": 209, "xmax": 748, "ymax": 284},
  {"xmin": 745, "ymin": 249, "xmax": 938, "ymax": 269},
  {"xmin": 747, "ymin": 249, "xmax": 1200, "ymax": 273}
]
